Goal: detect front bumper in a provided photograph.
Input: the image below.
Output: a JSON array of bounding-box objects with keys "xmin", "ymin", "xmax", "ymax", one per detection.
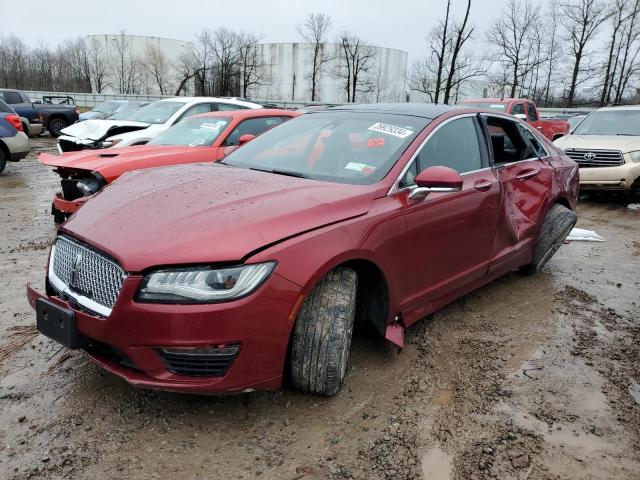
[
  {"xmin": 27, "ymin": 272, "xmax": 304, "ymax": 394},
  {"xmin": 579, "ymin": 162, "xmax": 640, "ymax": 190}
]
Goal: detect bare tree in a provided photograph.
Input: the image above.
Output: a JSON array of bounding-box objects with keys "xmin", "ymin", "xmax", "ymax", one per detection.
[
  {"xmin": 211, "ymin": 28, "xmax": 241, "ymax": 96},
  {"xmin": 237, "ymin": 32, "xmax": 265, "ymax": 98},
  {"xmin": 600, "ymin": 0, "xmax": 630, "ymax": 105},
  {"xmin": 174, "ymin": 49, "xmax": 198, "ymax": 96},
  {"xmin": 86, "ymin": 37, "xmax": 108, "ymax": 93},
  {"xmin": 561, "ymin": 0, "xmax": 612, "ymax": 107},
  {"xmin": 409, "ymin": 58, "xmax": 437, "ymax": 101},
  {"xmin": 297, "ymin": 13, "xmax": 333, "ymax": 101},
  {"xmin": 487, "ymin": 0, "xmax": 543, "ymax": 99},
  {"xmin": 541, "ymin": 1, "xmax": 564, "ymax": 106},
  {"xmin": 433, "ymin": 0, "xmax": 452, "ymax": 103},
  {"xmin": 109, "ymin": 31, "xmax": 142, "ymax": 94},
  {"xmin": 611, "ymin": 0, "xmax": 640, "ymax": 103},
  {"xmin": 336, "ymin": 32, "xmax": 376, "ymax": 102},
  {"xmin": 143, "ymin": 42, "xmax": 170, "ymax": 95},
  {"xmin": 443, "ymin": 0, "xmax": 474, "ymax": 103}
]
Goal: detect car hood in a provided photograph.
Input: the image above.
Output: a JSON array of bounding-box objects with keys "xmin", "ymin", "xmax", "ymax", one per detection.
[
  {"xmin": 62, "ymin": 164, "xmax": 375, "ymax": 272},
  {"xmin": 38, "ymin": 145, "xmax": 204, "ymax": 174},
  {"xmin": 554, "ymin": 134, "xmax": 640, "ymax": 153},
  {"xmin": 60, "ymin": 119, "xmax": 151, "ymax": 141}
]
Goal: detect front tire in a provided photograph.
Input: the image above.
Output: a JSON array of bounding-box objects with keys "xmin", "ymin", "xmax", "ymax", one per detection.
[
  {"xmin": 290, "ymin": 267, "xmax": 357, "ymax": 396},
  {"xmin": 520, "ymin": 204, "xmax": 577, "ymax": 275},
  {"xmin": 48, "ymin": 118, "xmax": 68, "ymax": 137}
]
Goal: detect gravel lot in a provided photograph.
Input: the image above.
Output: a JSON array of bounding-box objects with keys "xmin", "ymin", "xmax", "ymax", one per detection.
[{"xmin": 1, "ymin": 138, "xmax": 639, "ymax": 480}]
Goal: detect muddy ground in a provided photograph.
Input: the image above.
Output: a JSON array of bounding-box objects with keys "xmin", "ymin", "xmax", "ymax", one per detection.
[{"xmin": 0, "ymin": 137, "xmax": 639, "ymax": 480}]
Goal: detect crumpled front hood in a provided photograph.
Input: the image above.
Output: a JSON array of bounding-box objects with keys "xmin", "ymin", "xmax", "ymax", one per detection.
[
  {"xmin": 62, "ymin": 164, "xmax": 375, "ymax": 272},
  {"xmin": 554, "ymin": 134, "xmax": 640, "ymax": 153},
  {"xmin": 60, "ymin": 119, "xmax": 151, "ymax": 141},
  {"xmin": 38, "ymin": 145, "xmax": 202, "ymax": 174}
]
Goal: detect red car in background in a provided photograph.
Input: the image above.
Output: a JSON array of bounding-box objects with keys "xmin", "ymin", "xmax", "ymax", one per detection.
[
  {"xmin": 29, "ymin": 104, "xmax": 578, "ymax": 397},
  {"xmin": 459, "ymin": 98, "xmax": 569, "ymax": 141},
  {"xmin": 39, "ymin": 109, "xmax": 299, "ymax": 222}
]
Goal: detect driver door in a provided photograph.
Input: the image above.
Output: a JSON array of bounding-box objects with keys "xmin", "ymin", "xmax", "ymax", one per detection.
[{"xmin": 398, "ymin": 115, "xmax": 501, "ymax": 325}]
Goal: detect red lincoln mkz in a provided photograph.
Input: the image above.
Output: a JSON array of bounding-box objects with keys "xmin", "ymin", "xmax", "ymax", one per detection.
[{"xmin": 28, "ymin": 104, "xmax": 579, "ymax": 396}]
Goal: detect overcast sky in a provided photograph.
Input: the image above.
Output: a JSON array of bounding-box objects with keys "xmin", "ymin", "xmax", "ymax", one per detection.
[{"xmin": 3, "ymin": 0, "xmax": 539, "ymax": 63}]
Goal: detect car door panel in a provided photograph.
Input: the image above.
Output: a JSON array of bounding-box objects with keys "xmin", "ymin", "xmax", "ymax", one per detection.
[
  {"xmin": 393, "ymin": 115, "xmax": 500, "ymax": 325},
  {"xmin": 400, "ymin": 169, "xmax": 501, "ymax": 324}
]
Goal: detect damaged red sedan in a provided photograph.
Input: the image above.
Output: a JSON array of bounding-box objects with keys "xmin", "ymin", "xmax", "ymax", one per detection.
[
  {"xmin": 39, "ymin": 109, "xmax": 299, "ymax": 222},
  {"xmin": 28, "ymin": 104, "xmax": 579, "ymax": 396}
]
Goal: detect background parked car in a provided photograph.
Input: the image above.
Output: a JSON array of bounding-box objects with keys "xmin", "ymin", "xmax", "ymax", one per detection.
[
  {"xmin": 0, "ymin": 89, "xmax": 44, "ymax": 137},
  {"xmin": 0, "ymin": 88, "xmax": 79, "ymax": 137},
  {"xmin": 57, "ymin": 97, "xmax": 263, "ymax": 152},
  {"xmin": 39, "ymin": 108, "xmax": 299, "ymax": 222},
  {"xmin": 0, "ymin": 99, "xmax": 29, "ymax": 173},
  {"xmin": 554, "ymin": 105, "xmax": 640, "ymax": 193},
  {"xmin": 459, "ymin": 98, "xmax": 570, "ymax": 141},
  {"xmin": 79, "ymin": 100, "xmax": 149, "ymax": 121}
]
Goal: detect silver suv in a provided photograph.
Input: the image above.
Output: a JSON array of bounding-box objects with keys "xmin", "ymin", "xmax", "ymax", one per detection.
[{"xmin": 0, "ymin": 99, "xmax": 29, "ymax": 173}]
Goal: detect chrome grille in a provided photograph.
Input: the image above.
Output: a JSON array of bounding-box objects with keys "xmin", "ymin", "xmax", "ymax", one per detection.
[
  {"xmin": 50, "ymin": 236, "xmax": 125, "ymax": 314},
  {"xmin": 564, "ymin": 148, "xmax": 624, "ymax": 168}
]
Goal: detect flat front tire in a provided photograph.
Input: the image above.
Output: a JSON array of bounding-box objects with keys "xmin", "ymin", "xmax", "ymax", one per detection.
[
  {"xmin": 290, "ymin": 267, "xmax": 357, "ymax": 396},
  {"xmin": 520, "ymin": 204, "xmax": 577, "ymax": 275}
]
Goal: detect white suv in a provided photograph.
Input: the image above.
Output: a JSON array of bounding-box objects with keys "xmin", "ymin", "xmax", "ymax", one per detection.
[
  {"xmin": 553, "ymin": 105, "xmax": 640, "ymax": 192},
  {"xmin": 58, "ymin": 97, "xmax": 262, "ymax": 152}
]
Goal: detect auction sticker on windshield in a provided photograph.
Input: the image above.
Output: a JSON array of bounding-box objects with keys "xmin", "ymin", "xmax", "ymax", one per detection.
[
  {"xmin": 345, "ymin": 162, "xmax": 376, "ymax": 174},
  {"xmin": 368, "ymin": 123, "xmax": 414, "ymax": 139}
]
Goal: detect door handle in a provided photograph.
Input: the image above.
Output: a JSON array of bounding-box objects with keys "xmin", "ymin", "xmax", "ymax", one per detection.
[
  {"xmin": 474, "ymin": 180, "xmax": 493, "ymax": 191},
  {"xmin": 536, "ymin": 126, "xmax": 543, "ymax": 130},
  {"xmin": 516, "ymin": 168, "xmax": 540, "ymax": 180}
]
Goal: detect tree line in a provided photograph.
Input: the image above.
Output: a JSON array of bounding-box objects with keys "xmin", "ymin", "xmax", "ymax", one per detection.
[{"xmin": 410, "ymin": 0, "xmax": 640, "ymax": 107}]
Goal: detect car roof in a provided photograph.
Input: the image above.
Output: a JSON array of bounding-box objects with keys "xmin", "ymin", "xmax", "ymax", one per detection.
[
  {"xmin": 157, "ymin": 96, "xmax": 262, "ymax": 108},
  {"xmin": 327, "ymin": 103, "xmax": 456, "ymax": 119},
  {"xmin": 598, "ymin": 105, "xmax": 640, "ymax": 111},
  {"xmin": 191, "ymin": 108, "xmax": 299, "ymax": 120},
  {"xmin": 461, "ymin": 98, "xmax": 528, "ymax": 104}
]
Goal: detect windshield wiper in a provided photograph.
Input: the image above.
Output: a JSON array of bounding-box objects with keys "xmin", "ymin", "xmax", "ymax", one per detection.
[{"xmin": 249, "ymin": 167, "xmax": 308, "ymax": 179}]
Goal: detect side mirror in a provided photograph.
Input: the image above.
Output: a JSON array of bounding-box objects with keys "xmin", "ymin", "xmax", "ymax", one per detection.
[
  {"xmin": 513, "ymin": 113, "xmax": 527, "ymax": 120},
  {"xmin": 238, "ymin": 134, "xmax": 256, "ymax": 146},
  {"xmin": 410, "ymin": 166, "xmax": 463, "ymax": 201}
]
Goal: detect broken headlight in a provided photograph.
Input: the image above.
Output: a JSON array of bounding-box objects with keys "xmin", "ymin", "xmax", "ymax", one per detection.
[
  {"xmin": 76, "ymin": 178, "xmax": 102, "ymax": 196},
  {"xmin": 136, "ymin": 262, "xmax": 276, "ymax": 303}
]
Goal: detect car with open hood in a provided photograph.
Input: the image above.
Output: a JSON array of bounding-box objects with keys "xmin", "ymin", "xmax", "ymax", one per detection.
[
  {"xmin": 28, "ymin": 103, "xmax": 579, "ymax": 396},
  {"xmin": 553, "ymin": 105, "xmax": 640, "ymax": 193},
  {"xmin": 57, "ymin": 97, "xmax": 262, "ymax": 153},
  {"xmin": 39, "ymin": 109, "xmax": 299, "ymax": 222}
]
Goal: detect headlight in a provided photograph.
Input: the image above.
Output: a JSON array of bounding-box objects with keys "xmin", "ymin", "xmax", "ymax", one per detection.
[
  {"xmin": 101, "ymin": 138, "xmax": 122, "ymax": 147},
  {"xmin": 76, "ymin": 178, "xmax": 101, "ymax": 196},
  {"xmin": 628, "ymin": 151, "xmax": 640, "ymax": 163},
  {"xmin": 137, "ymin": 262, "xmax": 276, "ymax": 303}
]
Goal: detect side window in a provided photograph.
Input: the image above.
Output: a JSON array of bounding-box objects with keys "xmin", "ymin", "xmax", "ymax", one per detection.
[
  {"xmin": 2, "ymin": 91, "xmax": 23, "ymax": 104},
  {"xmin": 224, "ymin": 117, "xmax": 284, "ymax": 146},
  {"xmin": 217, "ymin": 103, "xmax": 243, "ymax": 111},
  {"xmin": 526, "ymin": 103, "xmax": 538, "ymax": 121},
  {"xmin": 175, "ymin": 103, "xmax": 211, "ymax": 123},
  {"xmin": 512, "ymin": 103, "xmax": 525, "ymax": 116},
  {"xmin": 518, "ymin": 124, "xmax": 548, "ymax": 158},
  {"xmin": 400, "ymin": 117, "xmax": 482, "ymax": 187},
  {"xmin": 486, "ymin": 116, "xmax": 535, "ymax": 164}
]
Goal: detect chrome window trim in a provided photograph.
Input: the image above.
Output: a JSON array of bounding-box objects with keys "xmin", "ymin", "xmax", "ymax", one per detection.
[
  {"xmin": 388, "ymin": 113, "xmax": 482, "ymax": 196},
  {"xmin": 47, "ymin": 241, "xmax": 124, "ymax": 318}
]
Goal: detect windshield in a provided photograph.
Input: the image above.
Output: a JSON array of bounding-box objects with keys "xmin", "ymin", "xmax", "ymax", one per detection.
[
  {"xmin": 149, "ymin": 116, "xmax": 231, "ymax": 147},
  {"xmin": 460, "ymin": 102, "xmax": 507, "ymax": 111},
  {"xmin": 93, "ymin": 101, "xmax": 122, "ymax": 114},
  {"xmin": 224, "ymin": 111, "xmax": 428, "ymax": 185},
  {"xmin": 121, "ymin": 101, "xmax": 184, "ymax": 124},
  {"xmin": 573, "ymin": 110, "xmax": 640, "ymax": 135},
  {"xmin": 107, "ymin": 104, "xmax": 144, "ymax": 120}
]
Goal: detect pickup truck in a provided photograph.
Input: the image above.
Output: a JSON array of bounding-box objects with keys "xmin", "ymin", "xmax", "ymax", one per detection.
[
  {"xmin": 0, "ymin": 89, "xmax": 79, "ymax": 137},
  {"xmin": 459, "ymin": 98, "xmax": 569, "ymax": 141}
]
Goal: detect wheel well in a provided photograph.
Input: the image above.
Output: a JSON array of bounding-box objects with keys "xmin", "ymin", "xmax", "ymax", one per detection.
[
  {"xmin": 48, "ymin": 115, "xmax": 66, "ymax": 124},
  {"xmin": 553, "ymin": 197, "xmax": 571, "ymax": 210},
  {"xmin": 552, "ymin": 133, "xmax": 565, "ymax": 141},
  {"xmin": 341, "ymin": 259, "xmax": 390, "ymax": 337},
  {"xmin": 0, "ymin": 139, "xmax": 9, "ymax": 159}
]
